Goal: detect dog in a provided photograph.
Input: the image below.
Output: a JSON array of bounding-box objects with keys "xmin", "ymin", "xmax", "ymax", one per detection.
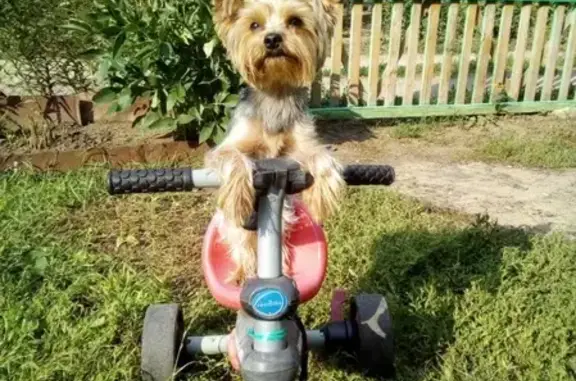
[{"xmin": 206, "ymin": 0, "xmax": 344, "ymax": 285}]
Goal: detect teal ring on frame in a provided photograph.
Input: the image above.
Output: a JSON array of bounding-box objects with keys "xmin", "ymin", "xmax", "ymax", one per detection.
[{"xmin": 247, "ymin": 328, "xmax": 288, "ymax": 342}]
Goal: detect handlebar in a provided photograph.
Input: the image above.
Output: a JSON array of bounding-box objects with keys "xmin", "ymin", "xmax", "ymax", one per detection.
[
  {"xmin": 107, "ymin": 163, "xmax": 395, "ymax": 195},
  {"xmin": 342, "ymin": 165, "xmax": 395, "ymax": 186}
]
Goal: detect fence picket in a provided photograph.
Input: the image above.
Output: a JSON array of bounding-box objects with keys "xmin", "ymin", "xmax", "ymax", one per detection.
[
  {"xmin": 420, "ymin": 3, "xmax": 441, "ymax": 105},
  {"xmin": 382, "ymin": 2, "xmax": 404, "ymax": 106},
  {"xmin": 367, "ymin": 2, "xmax": 383, "ymax": 106},
  {"xmin": 559, "ymin": 7, "xmax": 576, "ymax": 100},
  {"xmin": 329, "ymin": 3, "xmax": 344, "ymax": 106},
  {"xmin": 541, "ymin": 5, "xmax": 566, "ymax": 101},
  {"xmin": 508, "ymin": 5, "xmax": 532, "ymax": 100},
  {"xmin": 524, "ymin": 5, "xmax": 550, "ymax": 101},
  {"xmin": 490, "ymin": 4, "xmax": 514, "ymax": 103},
  {"xmin": 472, "ymin": 4, "xmax": 496, "ymax": 103},
  {"xmin": 347, "ymin": 3, "xmax": 363, "ymax": 105},
  {"xmin": 438, "ymin": 3, "xmax": 460, "ymax": 104},
  {"xmin": 402, "ymin": 2, "xmax": 422, "ymax": 105},
  {"xmin": 455, "ymin": 4, "xmax": 478, "ymax": 104}
]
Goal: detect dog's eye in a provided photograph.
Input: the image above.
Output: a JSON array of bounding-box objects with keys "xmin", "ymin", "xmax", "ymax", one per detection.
[
  {"xmin": 250, "ymin": 22, "xmax": 260, "ymax": 31},
  {"xmin": 288, "ymin": 17, "xmax": 303, "ymax": 28}
]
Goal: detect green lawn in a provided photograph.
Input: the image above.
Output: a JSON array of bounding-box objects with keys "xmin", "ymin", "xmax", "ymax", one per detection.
[
  {"xmin": 476, "ymin": 131, "xmax": 576, "ymax": 169},
  {"xmin": 1, "ymin": 168, "xmax": 575, "ymax": 381}
]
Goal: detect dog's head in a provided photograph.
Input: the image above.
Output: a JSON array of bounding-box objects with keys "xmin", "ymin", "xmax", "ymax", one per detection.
[{"xmin": 213, "ymin": 0, "xmax": 340, "ymax": 93}]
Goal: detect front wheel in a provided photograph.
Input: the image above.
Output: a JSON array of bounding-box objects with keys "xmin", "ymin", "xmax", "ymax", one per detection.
[
  {"xmin": 141, "ymin": 304, "xmax": 185, "ymax": 381},
  {"xmin": 351, "ymin": 294, "xmax": 395, "ymax": 378}
]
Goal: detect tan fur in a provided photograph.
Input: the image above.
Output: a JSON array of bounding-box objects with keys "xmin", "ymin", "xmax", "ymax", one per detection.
[
  {"xmin": 208, "ymin": 0, "xmax": 343, "ymax": 285},
  {"xmin": 222, "ymin": 210, "xmax": 296, "ymax": 284},
  {"xmin": 291, "ymin": 122, "xmax": 345, "ymax": 222}
]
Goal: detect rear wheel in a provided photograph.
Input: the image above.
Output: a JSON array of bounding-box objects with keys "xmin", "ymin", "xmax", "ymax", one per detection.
[
  {"xmin": 351, "ymin": 294, "xmax": 395, "ymax": 378},
  {"xmin": 141, "ymin": 304, "xmax": 185, "ymax": 381}
]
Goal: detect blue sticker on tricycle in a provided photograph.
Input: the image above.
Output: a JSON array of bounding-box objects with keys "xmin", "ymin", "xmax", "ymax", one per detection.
[{"xmin": 250, "ymin": 288, "xmax": 288, "ymax": 318}]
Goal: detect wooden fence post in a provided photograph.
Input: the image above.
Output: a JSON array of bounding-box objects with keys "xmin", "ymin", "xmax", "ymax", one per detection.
[
  {"xmin": 367, "ymin": 0, "xmax": 383, "ymax": 106},
  {"xmin": 472, "ymin": 4, "xmax": 496, "ymax": 104},
  {"xmin": 490, "ymin": 3, "xmax": 514, "ymax": 103},
  {"xmin": 524, "ymin": 5, "xmax": 550, "ymax": 101},
  {"xmin": 402, "ymin": 2, "xmax": 422, "ymax": 105},
  {"xmin": 420, "ymin": 3, "xmax": 441, "ymax": 105},
  {"xmin": 541, "ymin": 5, "xmax": 566, "ymax": 101},
  {"xmin": 382, "ymin": 1, "xmax": 404, "ymax": 106},
  {"xmin": 329, "ymin": 2, "xmax": 344, "ymax": 106},
  {"xmin": 438, "ymin": 3, "xmax": 460, "ymax": 105},
  {"xmin": 347, "ymin": 1, "xmax": 363, "ymax": 105},
  {"xmin": 559, "ymin": 7, "xmax": 576, "ymax": 100},
  {"xmin": 455, "ymin": 3, "xmax": 479, "ymax": 104}
]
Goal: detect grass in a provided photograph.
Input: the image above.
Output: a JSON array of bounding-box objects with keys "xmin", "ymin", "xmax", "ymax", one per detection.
[
  {"xmin": 0, "ymin": 168, "xmax": 170, "ymax": 381},
  {"xmin": 1, "ymin": 167, "xmax": 576, "ymax": 380},
  {"xmin": 389, "ymin": 122, "xmax": 435, "ymax": 139},
  {"xmin": 384, "ymin": 115, "xmax": 576, "ymax": 169},
  {"xmin": 476, "ymin": 131, "xmax": 576, "ymax": 169}
]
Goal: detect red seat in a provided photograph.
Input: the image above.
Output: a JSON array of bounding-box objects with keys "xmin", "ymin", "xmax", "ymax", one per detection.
[{"xmin": 202, "ymin": 200, "xmax": 328, "ymax": 310}]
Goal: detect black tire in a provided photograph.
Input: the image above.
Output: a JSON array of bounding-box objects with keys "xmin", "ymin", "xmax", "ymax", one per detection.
[
  {"xmin": 141, "ymin": 304, "xmax": 185, "ymax": 381},
  {"xmin": 351, "ymin": 294, "xmax": 395, "ymax": 378}
]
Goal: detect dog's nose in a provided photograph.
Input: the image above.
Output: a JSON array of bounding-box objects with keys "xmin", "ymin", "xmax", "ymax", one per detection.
[{"xmin": 264, "ymin": 33, "xmax": 283, "ymax": 50}]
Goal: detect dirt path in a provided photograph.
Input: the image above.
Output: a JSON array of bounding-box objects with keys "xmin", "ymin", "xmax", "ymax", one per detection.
[
  {"xmin": 326, "ymin": 118, "xmax": 576, "ymax": 237},
  {"xmin": 337, "ymin": 153, "xmax": 576, "ymax": 237},
  {"xmin": 388, "ymin": 160, "xmax": 576, "ymax": 236}
]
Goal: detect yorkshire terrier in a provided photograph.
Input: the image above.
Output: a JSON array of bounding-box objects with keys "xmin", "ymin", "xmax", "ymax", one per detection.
[{"xmin": 206, "ymin": 0, "xmax": 344, "ymax": 285}]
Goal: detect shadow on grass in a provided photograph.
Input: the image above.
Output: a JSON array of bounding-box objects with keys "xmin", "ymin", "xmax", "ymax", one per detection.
[
  {"xmin": 347, "ymin": 215, "xmax": 534, "ymax": 380},
  {"xmin": 174, "ymin": 215, "xmax": 537, "ymax": 380}
]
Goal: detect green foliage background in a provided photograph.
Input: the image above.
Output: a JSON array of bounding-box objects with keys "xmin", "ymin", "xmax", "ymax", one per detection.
[
  {"xmin": 0, "ymin": 0, "xmax": 96, "ymax": 96},
  {"xmin": 67, "ymin": 0, "xmax": 241, "ymax": 144}
]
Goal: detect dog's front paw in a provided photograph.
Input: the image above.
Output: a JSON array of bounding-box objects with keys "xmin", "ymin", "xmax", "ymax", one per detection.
[
  {"xmin": 219, "ymin": 167, "xmax": 255, "ymax": 226},
  {"xmin": 207, "ymin": 149, "xmax": 255, "ymax": 226},
  {"xmin": 302, "ymin": 153, "xmax": 345, "ymax": 222}
]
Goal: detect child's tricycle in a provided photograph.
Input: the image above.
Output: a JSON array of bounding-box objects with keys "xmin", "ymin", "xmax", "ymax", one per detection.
[{"xmin": 108, "ymin": 158, "xmax": 396, "ymax": 381}]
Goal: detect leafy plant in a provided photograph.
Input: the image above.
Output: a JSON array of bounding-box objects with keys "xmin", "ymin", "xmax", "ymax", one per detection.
[
  {"xmin": 68, "ymin": 0, "xmax": 241, "ymax": 144},
  {"xmin": 0, "ymin": 0, "xmax": 96, "ymax": 97}
]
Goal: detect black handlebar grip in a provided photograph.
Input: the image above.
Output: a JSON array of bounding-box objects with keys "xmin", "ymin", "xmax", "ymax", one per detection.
[
  {"xmin": 107, "ymin": 168, "xmax": 194, "ymax": 195},
  {"xmin": 342, "ymin": 165, "xmax": 395, "ymax": 186}
]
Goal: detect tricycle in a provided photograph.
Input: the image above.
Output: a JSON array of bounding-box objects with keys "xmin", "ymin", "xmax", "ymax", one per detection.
[{"xmin": 107, "ymin": 158, "xmax": 396, "ymax": 381}]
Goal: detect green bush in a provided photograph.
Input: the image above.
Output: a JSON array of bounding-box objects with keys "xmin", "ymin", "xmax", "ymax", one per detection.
[
  {"xmin": 68, "ymin": 0, "xmax": 241, "ymax": 143},
  {"xmin": 0, "ymin": 0, "xmax": 95, "ymax": 96}
]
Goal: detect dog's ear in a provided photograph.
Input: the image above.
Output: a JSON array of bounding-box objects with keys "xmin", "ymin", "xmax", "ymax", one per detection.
[
  {"xmin": 321, "ymin": 0, "xmax": 341, "ymax": 28},
  {"xmin": 316, "ymin": 0, "xmax": 341, "ymax": 34},
  {"xmin": 213, "ymin": 0, "xmax": 244, "ymax": 20},
  {"xmin": 213, "ymin": 0, "xmax": 244, "ymax": 41}
]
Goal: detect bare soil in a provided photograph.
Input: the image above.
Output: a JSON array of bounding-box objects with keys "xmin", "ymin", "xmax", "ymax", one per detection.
[
  {"xmin": 0, "ymin": 120, "xmax": 159, "ymax": 155},
  {"xmin": 0, "ymin": 120, "xmax": 205, "ymax": 171}
]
